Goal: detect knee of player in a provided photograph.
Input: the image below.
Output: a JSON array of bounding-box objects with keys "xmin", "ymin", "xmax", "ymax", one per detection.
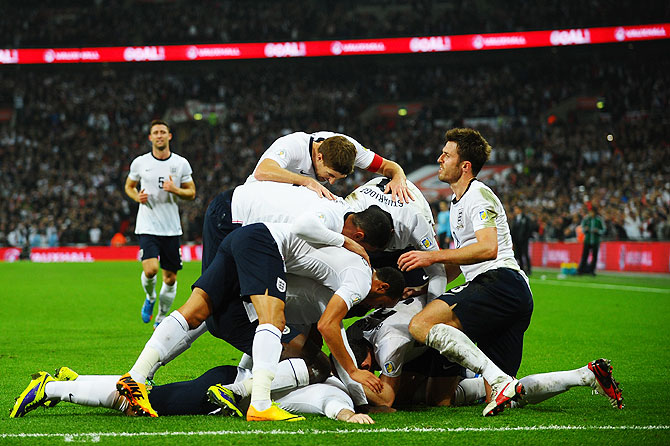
[
  {"xmin": 408, "ymin": 313, "xmax": 433, "ymax": 344},
  {"xmin": 144, "ymin": 267, "xmax": 159, "ymax": 278}
]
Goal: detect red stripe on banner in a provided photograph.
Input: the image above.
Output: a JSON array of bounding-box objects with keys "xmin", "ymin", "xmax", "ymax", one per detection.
[{"xmin": 1, "ymin": 23, "xmax": 668, "ymax": 65}]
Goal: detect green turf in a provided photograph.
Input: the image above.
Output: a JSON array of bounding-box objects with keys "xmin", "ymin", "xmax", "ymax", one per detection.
[{"xmin": 1, "ymin": 262, "xmax": 669, "ymax": 445}]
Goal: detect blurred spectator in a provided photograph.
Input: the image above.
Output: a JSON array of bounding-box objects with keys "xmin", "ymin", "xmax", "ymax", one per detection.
[
  {"xmin": 435, "ymin": 200, "xmax": 451, "ymax": 248},
  {"xmin": 509, "ymin": 205, "xmax": 534, "ymax": 275},
  {"xmin": 578, "ymin": 207, "xmax": 607, "ymax": 275}
]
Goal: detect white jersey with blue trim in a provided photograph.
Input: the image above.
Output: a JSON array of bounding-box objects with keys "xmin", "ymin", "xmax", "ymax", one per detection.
[
  {"xmin": 345, "ymin": 177, "xmax": 447, "ymax": 302},
  {"xmin": 231, "ymin": 181, "xmax": 351, "ymax": 229},
  {"xmin": 245, "ymin": 131, "xmax": 376, "ymax": 184},
  {"xmin": 359, "ymin": 297, "xmax": 426, "ymax": 378},
  {"xmin": 265, "ymin": 223, "xmax": 372, "ymax": 311},
  {"xmin": 450, "ymin": 179, "xmax": 520, "ymax": 282},
  {"xmin": 128, "ymin": 152, "xmax": 193, "ymax": 236}
]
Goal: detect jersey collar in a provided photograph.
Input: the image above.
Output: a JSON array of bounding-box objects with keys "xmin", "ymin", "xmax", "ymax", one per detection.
[{"xmin": 451, "ymin": 178, "xmax": 477, "ymax": 204}]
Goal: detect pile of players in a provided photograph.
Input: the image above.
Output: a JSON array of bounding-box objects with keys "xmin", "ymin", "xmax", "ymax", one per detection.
[{"xmin": 10, "ymin": 124, "xmax": 623, "ymax": 422}]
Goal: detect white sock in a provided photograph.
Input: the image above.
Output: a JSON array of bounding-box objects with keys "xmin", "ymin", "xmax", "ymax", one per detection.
[
  {"xmin": 515, "ymin": 365, "xmax": 593, "ymax": 407},
  {"xmin": 156, "ymin": 281, "xmax": 177, "ymax": 323},
  {"xmin": 147, "ymin": 321, "xmax": 208, "ymax": 380},
  {"xmin": 45, "ymin": 376, "xmax": 128, "ymax": 412},
  {"xmin": 425, "ymin": 323, "xmax": 508, "ymax": 387},
  {"xmin": 141, "ymin": 272, "xmax": 157, "ymax": 301},
  {"xmin": 250, "ymin": 323, "xmax": 282, "ymax": 411},
  {"xmin": 238, "ymin": 353, "xmax": 254, "ymax": 370},
  {"xmin": 453, "ymin": 377, "xmax": 486, "ymax": 406},
  {"xmin": 129, "ymin": 311, "xmax": 189, "ymax": 383}
]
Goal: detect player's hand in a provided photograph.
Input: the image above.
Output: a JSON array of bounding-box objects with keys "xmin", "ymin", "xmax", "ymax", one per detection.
[
  {"xmin": 305, "ymin": 178, "xmax": 337, "ymax": 200},
  {"xmin": 350, "ymin": 369, "xmax": 383, "ymax": 393},
  {"xmin": 162, "ymin": 176, "xmax": 177, "ymax": 193},
  {"xmin": 343, "ymin": 237, "xmax": 370, "ymax": 266},
  {"xmin": 402, "ymin": 283, "xmax": 428, "ymax": 299},
  {"xmin": 397, "ymin": 250, "xmax": 438, "ymax": 271},
  {"xmin": 346, "ymin": 413, "xmax": 375, "ymax": 424},
  {"xmin": 137, "ymin": 189, "xmax": 149, "ymax": 204},
  {"xmin": 384, "ymin": 176, "xmax": 414, "ymax": 203}
]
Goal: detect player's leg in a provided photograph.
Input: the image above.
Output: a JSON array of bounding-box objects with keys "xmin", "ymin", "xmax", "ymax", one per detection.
[
  {"xmin": 201, "ymin": 189, "xmax": 240, "ymax": 273},
  {"xmin": 514, "ymin": 358, "xmax": 623, "ymax": 409},
  {"xmin": 139, "ymin": 235, "xmax": 160, "ymax": 323},
  {"xmin": 154, "ymin": 236, "xmax": 183, "ymax": 328}
]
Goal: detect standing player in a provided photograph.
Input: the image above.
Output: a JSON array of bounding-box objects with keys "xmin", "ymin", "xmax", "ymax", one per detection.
[
  {"xmin": 398, "ymin": 128, "xmax": 534, "ymax": 417},
  {"xmin": 124, "ymin": 120, "xmax": 196, "ymax": 328},
  {"xmin": 248, "ymin": 131, "xmax": 413, "ymax": 203}
]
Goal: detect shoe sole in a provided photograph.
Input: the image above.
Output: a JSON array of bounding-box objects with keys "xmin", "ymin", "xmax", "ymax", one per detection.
[
  {"xmin": 207, "ymin": 388, "xmax": 243, "ymax": 417},
  {"xmin": 483, "ymin": 381, "xmax": 525, "ymax": 417},
  {"xmin": 116, "ymin": 380, "xmax": 158, "ymax": 417}
]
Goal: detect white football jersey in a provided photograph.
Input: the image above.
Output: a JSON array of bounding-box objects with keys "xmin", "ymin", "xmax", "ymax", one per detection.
[
  {"xmin": 246, "ymin": 131, "xmax": 378, "ymax": 183},
  {"xmin": 265, "ymin": 223, "xmax": 372, "ymax": 310},
  {"xmin": 231, "ymin": 181, "xmax": 351, "ymax": 230},
  {"xmin": 128, "ymin": 152, "xmax": 193, "ymax": 236},
  {"xmin": 359, "ymin": 297, "xmax": 426, "ymax": 378},
  {"xmin": 450, "ymin": 179, "xmax": 520, "ymax": 282},
  {"xmin": 346, "ymin": 177, "xmax": 447, "ymax": 301}
]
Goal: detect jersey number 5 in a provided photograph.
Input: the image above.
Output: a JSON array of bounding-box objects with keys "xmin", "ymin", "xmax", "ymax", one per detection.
[{"xmin": 158, "ymin": 176, "xmax": 165, "ymax": 188}]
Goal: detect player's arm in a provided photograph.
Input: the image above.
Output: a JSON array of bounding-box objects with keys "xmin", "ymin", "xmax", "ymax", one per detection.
[
  {"xmin": 363, "ymin": 374, "xmax": 401, "ymax": 407},
  {"xmin": 336, "ymin": 409, "xmax": 375, "ymax": 424},
  {"xmin": 317, "ymin": 295, "xmax": 382, "ymax": 393},
  {"xmin": 370, "ymin": 158, "xmax": 413, "ymax": 203},
  {"xmin": 162, "ymin": 178, "xmax": 196, "ymax": 200},
  {"xmin": 254, "ymin": 158, "xmax": 336, "ymax": 200},
  {"xmin": 397, "ymin": 227, "xmax": 498, "ymax": 272},
  {"xmin": 292, "ymin": 213, "xmax": 370, "ymax": 265},
  {"xmin": 124, "ymin": 177, "xmax": 148, "ymax": 204}
]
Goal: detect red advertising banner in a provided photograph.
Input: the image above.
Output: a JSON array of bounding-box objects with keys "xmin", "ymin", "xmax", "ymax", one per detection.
[
  {"xmin": 530, "ymin": 241, "xmax": 670, "ymax": 273},
  {"xmin": 2, "ymin": 242, "xmax": 667, "ymax": 273},
  {"xmin": 0, "ymin": 245, "xmax": 202, "ymax": 263},
  {"xmin": 1, "ymin": 23, "xmax": 668, "ymax": 65}
]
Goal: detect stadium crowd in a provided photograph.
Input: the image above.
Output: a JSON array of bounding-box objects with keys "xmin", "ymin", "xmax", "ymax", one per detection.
[
  {"xmin": 3, "ymin": 0, "xmax": 668, "ymax": 48},
  {"xmin": 1, "ymin": 8, "xmax": 669, "ymax": 250}
]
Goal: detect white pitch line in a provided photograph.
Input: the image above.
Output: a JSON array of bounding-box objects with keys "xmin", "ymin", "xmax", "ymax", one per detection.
[
  {"xmin": 2, "ymin": 425, "xmax": 669, "ymax": 439},
  {"xmin": 532, "ymin": 279, "xmax": 670, "ymax": 294}
]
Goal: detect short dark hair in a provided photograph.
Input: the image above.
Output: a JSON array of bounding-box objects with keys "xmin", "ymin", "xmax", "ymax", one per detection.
[
  {"xmin": 319, "ymin": 136, "xmax": 356, "ymax": 176},
  {"xmin": 444, "ymin": 128, "xmax": 491, "ymax": 176},
  {"xmin": 351, "ymin": 205, "xmax": 394, "ymax": 250},
  {"xmin": 150, "ymin": 119, "xmax": 170, "ymax": 132},
  {"xmin": 374, "ymin": 266, "xmax": 405, "ymax": 301}
]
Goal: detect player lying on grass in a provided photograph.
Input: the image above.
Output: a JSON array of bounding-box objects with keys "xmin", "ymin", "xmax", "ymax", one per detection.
[
  {"xmin": 346, "ymin": 322, "xmax": 624, "ymax": 411},
  {"xmin": 9, "ymin": 364, "xmax": 373, "ymax": 424}
]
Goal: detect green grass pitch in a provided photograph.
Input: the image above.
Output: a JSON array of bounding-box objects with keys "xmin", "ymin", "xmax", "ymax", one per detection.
[{"xmin": 1, "ymin": 261, "xmax": 669, "ymax": 445}]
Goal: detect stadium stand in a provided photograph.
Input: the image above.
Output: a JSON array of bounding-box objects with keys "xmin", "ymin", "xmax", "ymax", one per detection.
[{"xmin": 1, "ymin": 3, "xmax": 668, "ymax": 248}]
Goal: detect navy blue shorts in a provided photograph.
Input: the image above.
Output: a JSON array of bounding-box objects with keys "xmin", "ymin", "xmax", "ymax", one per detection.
[
  {"xmin": 138, "ymin": 234, "xmax": 183, "ymax": 272},
  {"xmin": 404, "ymin": 348, "xmax": 465, "ymax": 378},
  {"xmin": 436, "ymin": 268, "xmax": 533, "ymax": 377},
  {"xmin": 193, "ymin": 223, "xmax": 287, "ymax": 311},
  {"xmin": 148, "ymin": 365, "xmax": 238, "ymax": 415},
  {"xmin": 206, "ymin": 299, "xmax": 302, "ymax": 355},
  {"xmin": 201, "ymin": 189, "xmax": 241, "ymax": 273}
]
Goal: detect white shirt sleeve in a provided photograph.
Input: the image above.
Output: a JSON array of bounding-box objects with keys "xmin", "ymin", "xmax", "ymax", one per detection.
[
  {"xmin": 291, "ymin": 212, "xmax": 345, "ymax": 247},
  {"xmin": 128, "ymin": 157, "xmax": 141, "ymax": 182}
]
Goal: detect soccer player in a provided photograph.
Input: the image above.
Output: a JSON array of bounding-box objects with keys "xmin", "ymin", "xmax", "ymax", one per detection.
[
  {"xmin": 397, "ymin": 128, "xmax": 534, "ymax": 417},
  {"xmin": 248, "ymin": 131, "xmax": 413, "ymax": 203},
  {"xmin": 9, "ymin": 365, "xmax": 374, "ymax": 423},
  {"xmin": 345, "ymin": 309, "xmax": 623, "ymax": 411},
  {"xmin": 345, "ymin": 176, "xmax": 447, "ymax": 302},
  {"xmin": 124, "ymin": 120, "xmax": 196, "ymax": 328},
  {"xmin": 116, "ymin": 220, "xmax": 400, "ymax": 421}
]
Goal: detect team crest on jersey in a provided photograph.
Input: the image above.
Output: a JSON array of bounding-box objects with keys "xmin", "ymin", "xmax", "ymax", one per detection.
[
  {"xmin": 276, "ymin": 277, "xmax": 286, "ymax": 293},
  {"xmin": 170, "ymin": 166, "xmax": 177, "ymax": 175},
  {"xmin": 351, "ymin": 293, "xmax": 362, "ymax": 305},
  {"xmin": 276, "ymin": 150, "xmax": 287, "ymax": 159},
  {"xmin": 317, "ymin": 213, "xmax": 326, "ymax": 222},
  {"xmin": 421, "ymin": 237, "xmax": 433, "ymax": 249},
  {"xmin": 384, "ymin": 361, "xmax": 395, "ymax": 374},
  {"xmin": 478, "ymin": 210, "xmax": 489, "ymax": 221}
]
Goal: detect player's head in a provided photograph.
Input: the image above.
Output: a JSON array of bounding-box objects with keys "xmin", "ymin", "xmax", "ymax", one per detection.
[
  {"xmin": 313, "ymin": 136, "xmax": 356, "ymax": 183},
  {"xmin": 343, "ymin": 205, "xmax": 394, "ymax": 251},
  {"xmin": 438, "ymin": 128, "xmax": 491, "ymax": 183},
  {"xmin": 148, "ymin": 119, "xmax": 172, "ymax": 151},
  {"xmin": 361, "ymin": 267, "xmax": 405, "ymax": 310},
  {"xmin": 345, "ymin": 319, "xmax": 377, "ymax": 371}
]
